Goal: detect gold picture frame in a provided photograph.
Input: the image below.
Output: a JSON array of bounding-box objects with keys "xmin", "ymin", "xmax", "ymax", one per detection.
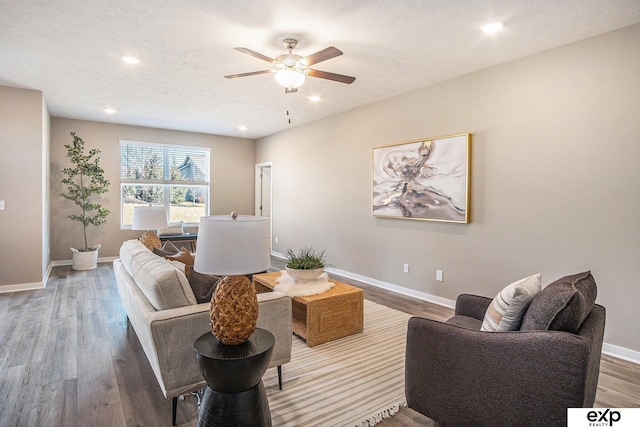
[{"xmin": 372, "ymin": 133, "xmax": 471, "ymax": 223}]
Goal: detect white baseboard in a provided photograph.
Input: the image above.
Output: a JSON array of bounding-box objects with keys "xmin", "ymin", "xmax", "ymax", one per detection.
[
  {"xmin": 0, "ymin": 281, "xmax": 45, "ymax": 293},
  {"xmin": 271, "ymin": 251, "xmax": 639, "ymax": 365},
  {"xmin": 50, "ymin": 256, "xmax": 118, "ymax": 267},
  {"xmin": 602, "ymin": 343, "xmax": 640, "ymax": 365},
  {"xmin": 0, "ymin": 264, "xmax": 54, "ymax": 294},
  {"xmin": 326, "ymin": 267, "xmax": 456, "ymax": 309}
]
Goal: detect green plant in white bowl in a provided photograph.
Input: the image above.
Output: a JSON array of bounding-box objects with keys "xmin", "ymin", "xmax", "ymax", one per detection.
[{"xmin": 285, "ymin": 247, "xmax": 330, "ymax": 281}]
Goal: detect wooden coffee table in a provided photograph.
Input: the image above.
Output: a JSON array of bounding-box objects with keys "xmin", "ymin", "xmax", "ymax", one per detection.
[{"xmin": 253, "ymin": 271, "xmax": 364, "ymax": 347}]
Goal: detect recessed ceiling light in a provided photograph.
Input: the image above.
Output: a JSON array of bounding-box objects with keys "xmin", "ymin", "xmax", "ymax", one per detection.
[
  {"xmin": 238, "ymin": 125, "xmax": 247, "ymax": 131},
  {"xmin": 482, "ymin": 20, "xmax": 505, "ymax": 33},
  {"xmin": 121, "ymin": 55, "xmax": 140, "ymax": 64},
  {"xmin": 309, "ymin": 96, "xmax": 321, "ymax": 102},
  {"xmin": 103, "ymin": 108, "xmax": 116, "ymax": 114}
]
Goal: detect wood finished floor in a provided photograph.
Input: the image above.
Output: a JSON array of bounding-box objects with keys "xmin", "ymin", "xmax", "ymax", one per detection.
[{"xmin": 0, "ymin": 260, "xmax": 638, "ymax": 426}]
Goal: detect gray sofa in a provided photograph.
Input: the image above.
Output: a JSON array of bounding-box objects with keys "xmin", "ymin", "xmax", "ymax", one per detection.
[
  {"xmin": 113, "ymin": 239, "xmax": 292, "ymax": 425},
  {"xmin": 405, "ymin": 271, "xmax": 605, "ymax": 426}
]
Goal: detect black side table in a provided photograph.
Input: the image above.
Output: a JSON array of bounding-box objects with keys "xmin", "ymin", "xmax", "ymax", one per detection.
[{"xmin": 194, "ymin": 328, "xmax": 275, "ymax": 427}]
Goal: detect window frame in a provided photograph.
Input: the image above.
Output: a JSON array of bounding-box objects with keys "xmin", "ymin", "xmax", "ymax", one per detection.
[{"xmin": 119, "ymin": 140, "xmax": 211, "ymax": 229}]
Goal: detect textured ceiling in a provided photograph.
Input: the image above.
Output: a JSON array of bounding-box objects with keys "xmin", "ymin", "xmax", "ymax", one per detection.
[{"xmin": 1, "ymin": 0, "xmax": 639, "ymax": 139}]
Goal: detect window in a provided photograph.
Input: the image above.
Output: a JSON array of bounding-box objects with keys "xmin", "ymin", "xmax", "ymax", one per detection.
[{"xmin": 120, "ymin": 141, "xmax": 210, "ymax": 228}]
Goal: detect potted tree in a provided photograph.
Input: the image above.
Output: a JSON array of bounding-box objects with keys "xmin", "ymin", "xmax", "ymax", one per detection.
[
  {"xmin": 284, "ymin": 247, "xmax": 330, "ymax": 281},
  {"xmin": 60, "ymin": 132, "xmax": 110, "ymax": 270}
]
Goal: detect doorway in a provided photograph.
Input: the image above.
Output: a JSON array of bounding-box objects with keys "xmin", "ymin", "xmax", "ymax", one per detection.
[{"xmin": 255, "ymin": 162, "xmax": 272, "ymax": 250}]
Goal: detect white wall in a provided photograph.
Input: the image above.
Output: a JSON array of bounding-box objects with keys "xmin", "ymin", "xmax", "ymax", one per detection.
[
  {"xmin": 0, "ymin": 86, "xmax": 47, "ymax": 287},
  {"xmin": 257, "ymin": 25, "xmax": 640, "ymax": 352},
  {"xmin": 49, "ymin": 118, "xmax": 256, "ymax": 261}
]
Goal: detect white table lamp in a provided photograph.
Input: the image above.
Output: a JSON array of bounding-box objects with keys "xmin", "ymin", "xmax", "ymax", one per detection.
[
  {"xmin": 132, "ymin": 205, "xmax": 168, "ymax": 232},
  {"xmin": 194, "ymin": 213, "xmax": 270, "ymax": 344}
]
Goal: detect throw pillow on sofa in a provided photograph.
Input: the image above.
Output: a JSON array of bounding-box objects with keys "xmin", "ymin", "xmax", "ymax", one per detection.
[
  {"xmin": 187, "ymin": 267, "xmax": 221, "ymax": 303},
  {"xmin": 520, "ymin": 271, "xmax": 597, "ymax": 334},
  {"xmin": 164, "ymin": 247, "xmax": 194, "ymax": 277},
  {"xmin": 165, "ymin": 247, "xmax": 194, "ymax": 266},
  {"xmin": 481, "ymin": 273, "xmax": 541, "ymax": 332},
  {"xmin": 152, "ymin": 240, "xmax": 180, "ymax": 257}
]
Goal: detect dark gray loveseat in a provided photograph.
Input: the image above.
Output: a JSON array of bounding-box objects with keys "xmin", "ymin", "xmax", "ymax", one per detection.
[{"xmin": 405, "ymin": 271, "xmax": 606, "ymax": 426}]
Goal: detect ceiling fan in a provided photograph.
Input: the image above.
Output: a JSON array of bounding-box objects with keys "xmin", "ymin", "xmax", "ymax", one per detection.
[{"xmin": 224, "ymin": 38, "xmax": 356, "ymax": 93}]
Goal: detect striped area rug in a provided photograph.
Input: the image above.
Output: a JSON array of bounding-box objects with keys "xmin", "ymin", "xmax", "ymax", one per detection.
[{"xmin": 263, "ymin": 300, "xmax": 412, "ymax": 426}]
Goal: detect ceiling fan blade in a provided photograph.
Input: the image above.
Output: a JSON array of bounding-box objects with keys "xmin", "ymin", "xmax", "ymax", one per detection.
[
  {"xmin": 300, "ymin": 46, "xmax": 343, "ymax": 66},
  {"xmin": 224, "ymin": 70, "xmax": 274, "ymax": 79},
  {"xmin": 307, "ymin": 69, "xmax": 356, "ymax": 84},
  {"xmin": 234, "ymin": 47, "xmax": 276, "ymax": 64}
]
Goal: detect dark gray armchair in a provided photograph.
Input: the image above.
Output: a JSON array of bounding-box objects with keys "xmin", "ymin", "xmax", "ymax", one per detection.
[{"xmin": 405, "ymin": 272, "xmax": 606, "ymax": 426}]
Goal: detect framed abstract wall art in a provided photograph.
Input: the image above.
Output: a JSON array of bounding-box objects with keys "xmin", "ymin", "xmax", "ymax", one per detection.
[{"xmin": 372, "ymin": 133, "xmax": 471, "ymax": 223}]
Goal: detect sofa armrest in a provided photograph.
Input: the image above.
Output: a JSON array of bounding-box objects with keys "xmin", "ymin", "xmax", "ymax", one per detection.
[
  {"xmin": 454, "ymin": 294, "xmax": 492, "ymax": 320},
  {"xmin": 148, "ymin": 303, "xmax": 211, "ymax": 398},
  {"xmin": 405, "ymin": 316, "xmax": 590, "ymax": 426},
  {"xmin": 257, "ymin": 291, "xmax": 292, "ymax": 367},
  {"xmin": 147, "ymin": 293, "xmax": 292, "ymax": 398}
]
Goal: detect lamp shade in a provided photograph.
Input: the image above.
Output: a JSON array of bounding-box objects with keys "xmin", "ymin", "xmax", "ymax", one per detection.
[
  {"xmin": 194, "ymin": 215, "xmax": 270, "ymax": 275},
  {"xmin": 131, "ymin": 205, "xmax": 168, "ymax": 230},
  {"xmin": 274, "ymin": 68, "xmax": 306, "ymax": 89}
]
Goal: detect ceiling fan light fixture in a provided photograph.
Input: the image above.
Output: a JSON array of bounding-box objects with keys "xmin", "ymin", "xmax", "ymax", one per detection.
[{"xmin": 275, "ymin": 68, "xmax": 306, "ymax": 89}]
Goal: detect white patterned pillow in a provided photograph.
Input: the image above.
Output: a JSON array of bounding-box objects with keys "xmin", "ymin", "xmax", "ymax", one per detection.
[{"xmin": 481, "ymin": 274, "xmax": 541, "ymax": 332}]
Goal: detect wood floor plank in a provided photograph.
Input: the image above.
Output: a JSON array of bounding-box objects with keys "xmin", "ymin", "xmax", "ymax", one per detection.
[
  {"xmin": 600, "ymin": 354, "xmax": 640, "ymax": 384},
  {"xmin": 51, "ymin": 274, "xmax": 77, "ymax": 321},
  {"xmin": 28, "ymin": 378, "xmax": 79, "ymax": 427},
  {"xmin": 77, "ymin": 339, "xmax": 126, "ymax": 426},
  {"xmin": 41, "ymin": 317, "xmax": 77, "ymax": 385},
  {"xmin": 119, "ymin": 386, "xmax": 175, "ymax": 427},
  {"xmin": 1, "ymin": 363, "xmax": 44, "ymax": 426},
  {"xmin": 0, "ymin": 364, "xmax": 28, "ymax": 425},
  {"xmin": 596, "ymin": 374, "xmax": 640, "ymax": 407},
  {"xmin": 109, "ymin": 321, "xmax": 165, "ymax": 399}
]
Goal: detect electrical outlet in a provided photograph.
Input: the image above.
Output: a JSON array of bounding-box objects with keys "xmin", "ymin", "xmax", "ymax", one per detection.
[
  {"xmin": 436, "ymin": 270, "xmax": 443, "ymax": 282},
  {"xmin": 0, "ymin": 200, "xmax": 4, "ymax": 211},
  {"xmin": 403, "ymin": 264, "xmax": 409, "ymax": 273}
]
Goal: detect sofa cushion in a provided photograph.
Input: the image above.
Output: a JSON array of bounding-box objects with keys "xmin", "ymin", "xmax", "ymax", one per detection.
[
  {"xmin": 119, "ymin": 239, "xmax": 196, "ymax": 310},
  {"xmin": 481, "ymin": 274, "xmax": 541, "ymax": 332},
  {"xmin": 520, "ymin": 271, "xmax": 597, "ymax": 334},
  {"xmin": 446, "ymin": 315, "xmax": 483, "ymax": 330}
]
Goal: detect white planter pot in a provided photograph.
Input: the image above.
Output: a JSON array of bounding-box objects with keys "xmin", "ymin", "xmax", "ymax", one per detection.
[
  {"xmin": 285, "ymin": 267, "xmax": 324, "ymax": 282},
  {"xmin": 71, "ymin": 244, "xmax": 100, "ymax": 271}
]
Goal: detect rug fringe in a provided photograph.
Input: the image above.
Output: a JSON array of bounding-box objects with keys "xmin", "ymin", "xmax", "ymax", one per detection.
[{"xmin": 354, "ymin": 400, "xmax": 408, "ymax": 427}]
